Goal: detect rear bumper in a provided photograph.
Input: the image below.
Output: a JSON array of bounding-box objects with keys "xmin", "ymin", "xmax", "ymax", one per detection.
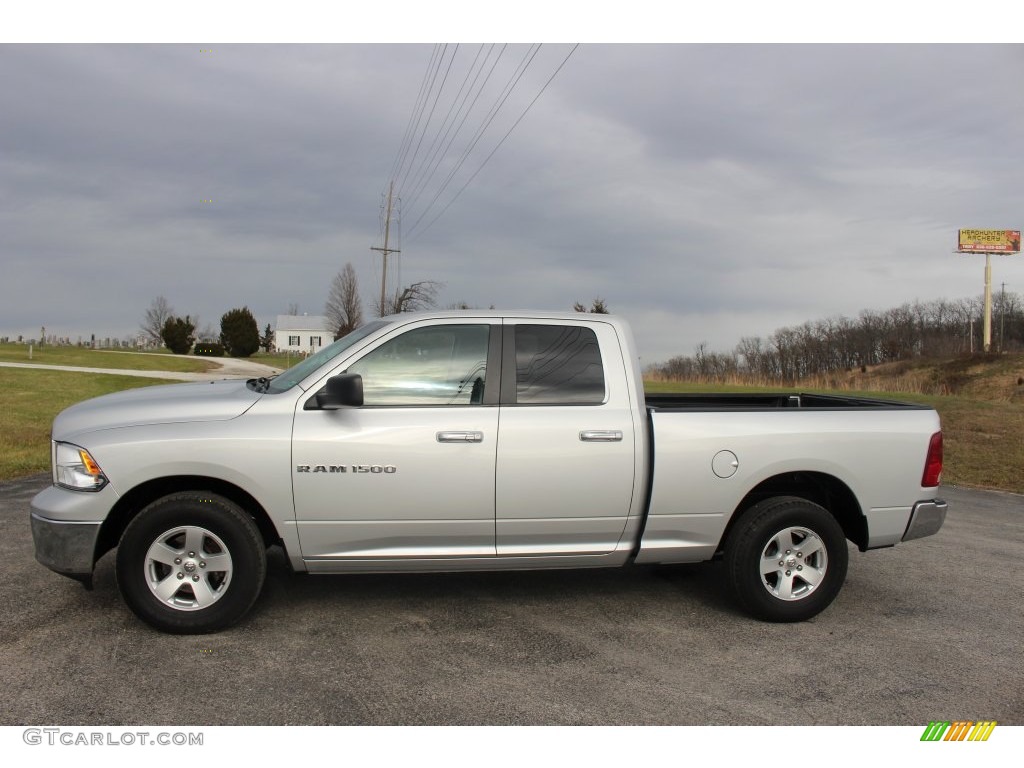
[{"xmin": 902, "ymin": 499, "xmax": 947, "ymax": 542}]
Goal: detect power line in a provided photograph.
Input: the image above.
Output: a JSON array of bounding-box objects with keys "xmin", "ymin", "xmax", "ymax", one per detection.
[
  {"xmin": 393, "ymin": 44, "xmax": 448, "ymax": 192},
  {"xmin": 403, "ymin": 44, "xmax": 491, "ymax": 211},
  {"xmin": 396, "ymin": 44, "xmax": 460, "ymax": 197},
  {"xmin": 387, "ymin": 47, "xmax": 440, "ymax": 188},
  {"xmin": 403, "ymin": 44, "xmax": 507, "ymax": 218},
  {"xmin": 408, "ymin": 44, "xmax": 579, "ymax": 241},
  {"xmin": 405, "ymin": 44, "xmax": 543, "ymax": 238}
]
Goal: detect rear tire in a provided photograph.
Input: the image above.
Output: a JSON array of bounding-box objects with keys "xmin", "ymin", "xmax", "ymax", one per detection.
[
  {"xmin": 116, "ymin": 492, "xmax": 266, "ymax": 634},
  {"xmin": 725, "ymin": 496, "xmax": 848, "ymax": 622}
]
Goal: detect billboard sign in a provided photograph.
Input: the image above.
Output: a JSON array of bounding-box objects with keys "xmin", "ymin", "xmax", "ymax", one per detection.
[{"xmin": 958, "ymin": 229, "xmax": 1021, "ymax": 254}]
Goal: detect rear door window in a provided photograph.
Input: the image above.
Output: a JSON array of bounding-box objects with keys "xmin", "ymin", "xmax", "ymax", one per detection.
[{"xmin": 512, "ymin": 325, "xmax": 605, "ymax": 405}]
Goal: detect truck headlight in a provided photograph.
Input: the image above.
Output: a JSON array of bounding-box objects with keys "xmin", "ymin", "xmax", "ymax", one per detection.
[{"xmin": 54, "ymin": 442, "xmax": 108, "ymax": 491}]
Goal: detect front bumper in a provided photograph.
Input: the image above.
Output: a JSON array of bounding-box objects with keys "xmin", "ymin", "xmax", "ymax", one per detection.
[
  {"xmin": 30, "ymin": 483, "xmax": 117, "ymax": 583},
  {"xmin": 902, "ymin": 499, "xmax": 947, "ymax": 542},
  {"xmin": 31, "ymin": 512, "xmax": 102, "ymax": 581}
]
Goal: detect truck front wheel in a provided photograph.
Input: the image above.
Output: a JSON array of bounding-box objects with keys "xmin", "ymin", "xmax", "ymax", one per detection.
[
  {"xmin": 115, "ymin": 492, "xmax": 266, "ymax": 634},
  {"xmin": 725, "ymin": 496, "xmax": 848, "ymax": 622}
]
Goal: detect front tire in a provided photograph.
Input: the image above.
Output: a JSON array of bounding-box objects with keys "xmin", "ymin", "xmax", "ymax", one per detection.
[
  {"xmin": 116, "ymin": 492, "xmax": 266, "ymax": 634},
  {"xmin": 725, "ymin": 496, "xmax": 848, "ymax": 622}
]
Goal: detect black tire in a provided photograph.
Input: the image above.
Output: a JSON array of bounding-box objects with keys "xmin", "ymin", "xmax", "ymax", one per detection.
[
  {"xmin": 724, "ymin": 496, "xmax": 848, "ymax": 622},
  {"xmin": 115, "ymin": 492, "xmax": 266, "ymax": 634}
]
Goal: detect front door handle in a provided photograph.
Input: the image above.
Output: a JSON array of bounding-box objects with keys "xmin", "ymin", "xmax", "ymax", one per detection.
[
  {"xmin": 580, "ymin": 430, "xmax": 623, "ymax": 442},
  {"xmin": 437, "ymin": 431, "xmax": 484, "ymax": 443}
]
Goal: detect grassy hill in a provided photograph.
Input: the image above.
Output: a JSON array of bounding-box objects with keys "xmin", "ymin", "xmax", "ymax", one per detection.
[{"xmin": 833, "ymin": 354, "xmax": 1024, "ymax": 401}]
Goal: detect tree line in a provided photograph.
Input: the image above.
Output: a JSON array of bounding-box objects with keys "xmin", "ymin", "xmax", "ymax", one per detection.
[{"xmin": 651, "ymin": 292, "xmax": 1024, "ymax": 384}]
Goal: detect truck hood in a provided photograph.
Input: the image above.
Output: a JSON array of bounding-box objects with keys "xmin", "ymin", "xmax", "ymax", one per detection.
[{"xmin": 52, "ymin": 379, "xmax": 262, "ymax": 441}]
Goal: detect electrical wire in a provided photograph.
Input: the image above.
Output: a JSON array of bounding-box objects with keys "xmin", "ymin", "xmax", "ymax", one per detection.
[
  {"xmin": 405, "ymin": 44, "xmax": 542, "ymax": 239},
  {"xmin": 396, "ymin": 44, "xmax": 460, "ymax": 197},
  {"xmin": 403, "ymin": 44, "xmax": 508, "ymax": 219},
  {"xmin": 392, "ymin": 44, "xmax": 448, "ymax": 194},
  {"xmin": 387, "ymin": 45, "xmax": 440, "ymax": 187},
  {"xmin": 402, "ymin": 44, "xmax": 491, "ymax": 212},
  {"xmin": 407, "ymin": 44, "xmax": 579, "ymax": 242}
]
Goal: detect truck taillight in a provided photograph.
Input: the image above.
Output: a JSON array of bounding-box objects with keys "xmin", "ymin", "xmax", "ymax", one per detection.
[{"xmin": 922, "ymin": 431, "xmax": 943, "ymax": 488}]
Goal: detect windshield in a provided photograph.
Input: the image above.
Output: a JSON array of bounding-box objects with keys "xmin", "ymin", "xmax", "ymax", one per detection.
[{"xmin": 264, "ymin": 320, "xmax": 390, "ymax": 394}]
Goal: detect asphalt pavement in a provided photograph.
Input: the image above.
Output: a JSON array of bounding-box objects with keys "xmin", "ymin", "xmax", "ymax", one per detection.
[{"xmin": 2, "ymin": 476, "xmax": 1021, "ymax": 725}]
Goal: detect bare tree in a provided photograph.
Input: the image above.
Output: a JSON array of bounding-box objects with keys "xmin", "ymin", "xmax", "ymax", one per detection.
[
  {"xmin": 378, "ymin": 280, "xmax": 443, "ymax": 315},
  {"xmin": 325, "ymin": 263, "xmax": 364, "ymax": 339},
  {"xmin": 287, "ymin": 302, "xmax": 300, "ymax": 316},
  {"xmin": 574, "ymin": 298, "xmax": 610, "ymax": 314},
  {"xmin": 141, "ymin": 296, "xmax": 174, "ymax": 345}
]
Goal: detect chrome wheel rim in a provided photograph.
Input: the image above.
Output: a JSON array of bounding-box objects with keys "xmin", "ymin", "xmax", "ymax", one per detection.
[
  {"xmin": 144, "ymin": 526, "xmax": 233, "ymax": 611},
  {"xmin": 759, "ymin": 526, "xmax": 828, "ymax": 601}
]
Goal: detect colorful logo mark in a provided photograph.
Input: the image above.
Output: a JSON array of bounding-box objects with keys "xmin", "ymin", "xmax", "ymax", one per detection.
[{"xmin": 921, "ymin": 721, "xmax": 997, "ymax": 742}]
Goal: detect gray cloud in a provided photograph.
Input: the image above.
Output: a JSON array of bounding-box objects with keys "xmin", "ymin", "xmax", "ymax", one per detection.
[{"xmin": 2, "ymin": 43, "xmax": 1023, "ymax": 361}]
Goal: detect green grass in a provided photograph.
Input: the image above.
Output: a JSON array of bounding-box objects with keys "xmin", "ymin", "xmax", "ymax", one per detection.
[
  {"xmin": 0, "ymin": 369, "xmax": 179, "ymax": 481},
  {"xmin": 646, "ymin": 379, "xmax": 1024, "ymax": 494},
  {"xmin": 0, "ymin": 343, "xmax": 216, "ymax": 373},
  {"xmin": 250, "ymin": 350, "xmax": 303, "ymax": 365}
]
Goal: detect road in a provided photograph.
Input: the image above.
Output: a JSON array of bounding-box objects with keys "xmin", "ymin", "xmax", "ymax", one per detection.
[
  {"xmin": 1, "ymin": 478, "xmax": 1021, "ymax": 725},
  {"xmin": 0, "ymin": 356, "xmax": 282, "ymax": 381}
]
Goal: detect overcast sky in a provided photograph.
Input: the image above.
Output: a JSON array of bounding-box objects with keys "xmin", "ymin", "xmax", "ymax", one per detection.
[{"xmin": 2, "ymin": 39, "xmax": 1023, "ymax": 362}]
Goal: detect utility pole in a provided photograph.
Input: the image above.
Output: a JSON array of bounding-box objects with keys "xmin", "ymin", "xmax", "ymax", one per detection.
[
  {"xmin": 983, "ymin": 252, "xmax": 992, "ymax": 352},
  {"xmin": 370, "ymin": 181, "xmax": 401, "ymax": 317},
  {"xmin": 1000, "ymin": 282, "xmax": 1006, "ymax": 353}
]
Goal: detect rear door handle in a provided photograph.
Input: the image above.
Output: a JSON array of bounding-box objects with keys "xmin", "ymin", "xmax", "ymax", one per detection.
[
  {"xmin": 437, "ymin": 431, "xmax": 484, "ymax": 443},
  {"xmin": 580, "ymin": 430, "xmax": 623, "ymax": 442}
]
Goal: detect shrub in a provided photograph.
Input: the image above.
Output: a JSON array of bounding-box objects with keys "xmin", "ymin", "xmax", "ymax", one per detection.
[
  {"xmin": 193, "ymin": 342, "xmax": 224, "ymax": 357},
  {"xmin": 219, "ymin": 307, "xmax": 260, "ymax": 358},
  {"xmin": 161, "ymin": 316, "xmax": 196, "ymax": 355}
]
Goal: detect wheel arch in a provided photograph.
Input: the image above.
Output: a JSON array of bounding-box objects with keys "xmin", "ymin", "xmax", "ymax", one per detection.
[
  {"xmin": 719, "ymin": 471, "xmax": 867, "ymax": 554},
  {"xmin": 96, "ymin": 476, "xmax": 281, "ymax": 562}
]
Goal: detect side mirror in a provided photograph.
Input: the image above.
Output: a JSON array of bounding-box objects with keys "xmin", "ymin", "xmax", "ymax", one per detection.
[{"xmin": 309, "ymin": 373, "xmax": 363, "ymax": 410}]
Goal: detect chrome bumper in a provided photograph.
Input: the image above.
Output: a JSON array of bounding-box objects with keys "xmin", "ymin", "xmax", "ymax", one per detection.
[
  {"xmin": 31, "ymin": 512, "xmax": 101, "ymax": 581},
  {"xmin": 902, "ymin": 499, "xmax": 947, "ymax": 542}
]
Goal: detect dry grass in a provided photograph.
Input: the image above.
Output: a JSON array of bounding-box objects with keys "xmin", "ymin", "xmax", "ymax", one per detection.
[{"xmin": 646, "ymin": 353, "xmax": 1024, "ymax": 401}]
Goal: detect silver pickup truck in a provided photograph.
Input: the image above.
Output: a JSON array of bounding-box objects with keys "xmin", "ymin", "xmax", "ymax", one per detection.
[{"xmin": 31, "ymin": 311, "xmax": 946, "ymax": 633}]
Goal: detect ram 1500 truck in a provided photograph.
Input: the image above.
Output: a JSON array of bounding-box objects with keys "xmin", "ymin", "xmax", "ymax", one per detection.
[{"xmin": 31, "ymin": 312, "xmax": 946, "ymax": 633}]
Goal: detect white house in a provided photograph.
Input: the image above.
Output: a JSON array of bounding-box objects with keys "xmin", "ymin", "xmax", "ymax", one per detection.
[{"xmin": 274, "ymin": 315, "xmax": 331, "ymax": 354}]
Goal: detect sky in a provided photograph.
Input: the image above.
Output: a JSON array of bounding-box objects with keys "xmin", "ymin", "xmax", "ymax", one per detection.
[{"xmin": 2, "ymin": 9, "xmax": 1024, "ymax": 364}]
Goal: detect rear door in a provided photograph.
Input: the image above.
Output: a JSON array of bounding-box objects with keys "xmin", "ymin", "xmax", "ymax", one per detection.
[{"xmin": 494, "ymin": 320, "xmax": 637, "ymax": 555}]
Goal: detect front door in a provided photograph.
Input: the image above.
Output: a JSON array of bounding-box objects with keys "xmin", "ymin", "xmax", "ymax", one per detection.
[{"xmin": 292, "ymin": 322, "xmax": 500, "ymax": 562}]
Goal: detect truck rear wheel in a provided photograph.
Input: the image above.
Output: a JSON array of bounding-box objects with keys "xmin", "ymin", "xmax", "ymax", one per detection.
[
  {"xmin": 725, "ymin": 496, "xmax": 848, "ymax": 622},
  {"xmin": 115, "ymin": 492, "xmax": 266, "ymax": 634}
]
